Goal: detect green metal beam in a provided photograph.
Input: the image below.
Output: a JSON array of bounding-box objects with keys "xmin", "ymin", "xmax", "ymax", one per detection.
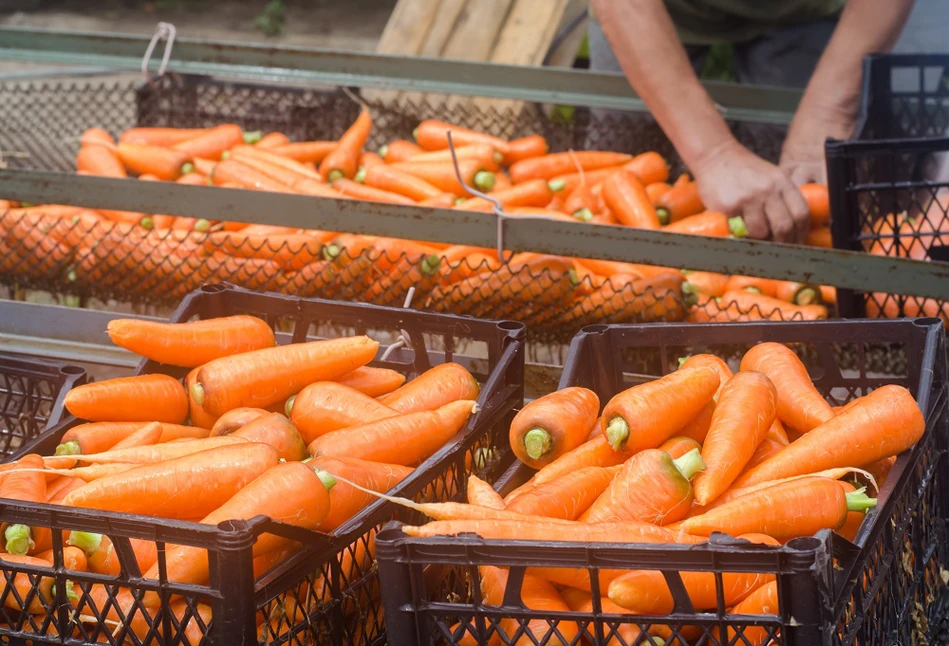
[
  {"xmin": 2, "ymin": 169, "xmax": 947, "ymax": 299},
  {"xmin": 0, "ymin": 26, "xmax": 800, "ymax": 124}
]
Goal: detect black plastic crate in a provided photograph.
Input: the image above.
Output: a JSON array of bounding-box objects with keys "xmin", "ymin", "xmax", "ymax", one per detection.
[
  {"xmin": 826, "ymin": 54, "xmax": 949, "ymax": 323},
  {"xmin": 0, "ymin": 351, "xmax": 86, "ymax": 462},
  {"xmin": 0, "ymin": 283, "xmax": 524, "ymax": 645},
  {"xmin": 377, "ymin": 318, "xmax": 948, "ymax": 646}
]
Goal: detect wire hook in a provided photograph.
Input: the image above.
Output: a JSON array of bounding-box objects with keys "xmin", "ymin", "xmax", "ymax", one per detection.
[{"xmin": 141, "ymin": 22, "xmax": 177, "ymax": 81}]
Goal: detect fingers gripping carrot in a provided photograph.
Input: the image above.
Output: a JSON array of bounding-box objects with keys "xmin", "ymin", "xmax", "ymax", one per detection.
[
  {"xmin": 509, "ymin": 387, "xmax": 599, "ymax": 469},
  {"xmin": 64, "ymin": 374, "xmax": 188, "ymax": 423}
]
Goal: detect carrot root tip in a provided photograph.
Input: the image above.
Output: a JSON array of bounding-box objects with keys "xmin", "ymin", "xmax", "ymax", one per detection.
[
  {"xmin": 243, "ymin": 130, "xmax": 263, "ymax": 145},
  {"xmin": 54, "ymin": 441, "xmax": 81, "ymax": 457},
  {"xmin": 729, "ymin": 216, "xmax": 748, "ymax": 238},
  {"xmin": 573, "ymin": 208, "xmax": 593, "ymax": 222},
  {"xmin": 354, "ymin": 167, "xmax": 367, "ymax": 183},
  {"xmin": 474, "ymin": 171, "xmax": 495, "ymax": 192},
  {"xmin": 378, "ymin": 145, "xmax": 389, "ymax": 159},
  {"xmin": 672, "ymin": 448, "xmax": 706, "ymax": 481},
  {"xmin": 4, "ymin": 524, "xmax": 33, "ymax": 556},
  {"xmin": 846, "ymin": 489, "xmax": 878, "ymax": 512},
  {"xmin": 523, "ymin": 428, "xmax": 553, "ymax": 461},
  {"xmin": 314, "ymin": 469, "xmax": 336, "ymax": 491},
  {"xmin": 605, "ymin": 416, "xmax": 629, "ymax": 452},
  {"xmin": 181, "ymin": 162, "xmax": 195, "ymax": 175},
  {"xmin": 191, "ymin": 382, "xmax": 206, "ymax": 407},
  {"xmin": 656, "ymin": 208, "xmax": 670, "ymax": 225},
  {"xmin": 66, "ymin": 531, "xmax": 102, "ymax": 557}
]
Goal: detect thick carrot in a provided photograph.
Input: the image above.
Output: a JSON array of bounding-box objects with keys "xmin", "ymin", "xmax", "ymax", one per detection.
[
  {"xmin": 230, "ymin": 144, "xmax": 324, "ymax": 181},
  {"xmin": 140, "ymin": 461, "xmax": 332, "ymax": 608},
  {"xmin": 801, "ymin": 183, "xmax": 830, "ymax": 227},
  {"xmin": 739, "ymin": 342, "xmax": 834, "ymax": 433},
  {"xmin": 192, "ymin": 336, "xmax": 378, "ymax": 416},
  {"xmin": 231, "ymin": 412, "xmax": 308, "ymax": 461},
  {"xmin": 210, "ymin": 407, "xmax": 268, "ymax": 437},
  {"xmin": 182, "ymin": 368, "xmax": 217, "ymax": 430},
  {"xmin": 414, "ymin": 120, "xmax": 510, "ymax": 157},
  {"xmin": 509, "ymin": 152, "xmax": 632, "ymax": 183},
  {"xmin": 564, "ymin": 184, "xmax": 598, "ymax": 219},
  {"xmin": 720, "ymin": 290, "xmax": 829, "ymax": 321},
  {"xmin": 288, "ymin": 381, "xmax": 397, "ymax": 445},
  {"xmin": 86, "ymin": 536, "xmax": 157, "ymax": 576},
  {"xmin": 656, "ymin": 180, "xmax": 704, "ymax": 223},
  {"xmin": 57, "ymin": 421, "xmax": 149, "ymax": 456},
  {"xmin": 408, "ymin": 143, "xmax": 501, "ymax": 171},
  {"xmin": 380, "ymin": 363, "xmax": 480, "ymax": 414},
  {"xmin": 504, "ymin": 135, "xmax": 548, "ymax": 164},
  {"xmin": 308, "ymin": 456, "xmax": 412, "ymax": 531},
  {"xmin": 459, "ymin": 178, "xmax": 554, "ymax": 211},
  {"xmin": 466, "ymin": 475, "xmax": 505, "ymax": 510},
  {"xmin": 773, "ymin": 280, "xmax": 823, "ymax": 306},
  {"xmin": 509, "ymin": 387, "xmax": 599, "ymax": 469},
  {"xmin": 602, "ymin": 366, "xmax": 720, "ymax": 454},
  {"xmin": 333, "ymin": 177, "xmax": 415, "ymax": 205},
  {"xmin": 364, "ymin": 165, "xmax": 443, "ymax": 201},
  {"xmin": 321, "ymin": 108, "xmax": 372, "ymax": 181},
  {"xmin": 389, "ymin": 158, "xmax": 494, "ymax": 195},
  {"xmin": 0, "ymin": 553, "xmax": 54, "ymax": 613},
  {"xmin": 583, "ymin": 448, "xmax": 704, "ymax": 525},
  {"xmin": 506, "ymin": 466, "xmax": 620, "ymax": 521},
  {"xmin": 659, "ymin": 436, "xmax": 702, "ymax": 459},
  {"xmin": 64, "ymin": 374, "xmax": 188, "ymax": 423},
  {"xmin": 381, "ymin": 139, "xmax": 424, "ymax": 162},
  {"xmin": 116, "ymin": 143, "xmax": 190, "ymax": 180},
  {"xmin": 743, "ymin": 437, "xmax": 787, "ymax": 475},
  {"xmin": 712, "ymin": 581, "xmax": 779, "ymax": 646},
  {"xmin": 120, "ymin": 127, "xmax": 208, "ymax": 147},
  {"xmin": 693, "ymin": 371, "xmax": 777, "ymax": 506},
  {"xmin": 807, "ymin": 226, "xmax": 832, "ymax": 248},
  {"xmin": 63, "ymin": 442, "xmax": 279, "ymax": 519},
  {"xmin": 173, "ymin": 123, "xmax": 244, "ymax": 161},
  {"xmin": 623, "ymin": 151, "xmax": 670, "ymax": 185},
  {"xmin": 107, "ymin": 315, "xmax": 274, "ymax": 367},
  {"xmin": 682, "ymin": 476, "xmax": 876, "ymax": 540},
  {"xmin": 255, "ymin": 132, "xmax": 291, "ymax": 149},
  {"xmin": 109, "ymin": 421, "xmax": 162, "ymax": 450},
  {"xmin": 682, "ymin": 270, "xmax": 729, "ymax": 297},
  {"xmin": 646, "ymin": 181, "xmax": 672, "ymax": 204},
  {"xmin": 0, "ymin": 455, "xmax": 48, "ymax": 555},
  {"xmin": 725, "ymin": 275, "xmax": 780, "ymax": 296},
  {"xmin": 549, "ymin": 167, "xmax": 621, "ymax": 195},
  {"xmin": 359, "ymin": 149, "xmax": 386, "ymax": 173},
  {"xmin": 336, "ymin": 367, "xmax": 406, "ymax": 397},
  {"xmin": 269, "ymin": 141, "xmax": 337, "ymax": 164},
  {"xmin": 602, "ymin": 170, "xmax": 661, "ymax": 229},
  {"xmin": 664, "ymin": 211, "xmax": 747, "ymax": 237},
  {"xmin": 736, "ymin": 384, "xmax": 923, "ymax": 489},
  {"xmin": 76, "ymin": 145, "xmax": 127, "ymax": 178},
  {"xmin": 678, "ymin": 401, "xmax": 715, "ymax": 443},
  {"xmin": 80, "ymin": 127, "xmax": 116, "ymax": 150}
]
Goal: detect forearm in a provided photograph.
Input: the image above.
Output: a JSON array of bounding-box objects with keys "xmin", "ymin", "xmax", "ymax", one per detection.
[{"xmin": 589, "ymin": 0, "xmax": 735, "ymax": 171}]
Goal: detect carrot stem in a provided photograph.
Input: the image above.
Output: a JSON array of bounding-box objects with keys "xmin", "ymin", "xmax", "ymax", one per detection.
[
  {"xmin": 354, "ymin": 167, "xmax": 367, "ymax": 183},
  {"xmin": 191, "ymin": 382, "xmax": 205, "ymax": 406},
  {"xmin": 548, "ymin": 179, "xmax": 566, "ymax": 192},
  {"xmin": 474, "ymin": 171, "xmax": 495, "ymax": 192},
  {"xmin": 672, "ymin": 448, "xmax": 706, "ymax": 481},
  {"xmin": 243, "ymin": 131, "xmax": 263, "ymax": 144},
  {"xmin": 846, "ymin": 488, "xmax": 877, "ymax": 512},
  {"xmin": 573, "ymin": 208, "xmax": 594, "ymax": 222},
  {"xmin": 605, "ymin": 416, "xmax": 629, "ymax": 451},
  {"xmin": 796, "ymin": 287, "xmax": 820, "ymax": 305},
  {"xmin": 5, "ymin": 524, "xmax": 32, "ymax": 555},
  {"xmin": 55, "ymin": 441, "xmax": 81, "ymax": 456},
  {"xmin": 181, "ymin": 162, "xmax": 195, "ymax": 175},
  {"xmin": 523, "ymin": 427, "xmax": 553, "ymax": 461},
  {"xmin": 729, "ymin": 217, "xmax": 748, "ymax": 237},
  {"xmin": 67, "ymin": 531, "xmax": 102, "ymax": 556},
  {"xmin": 315, "ymin": 470, "xmax": 337, "ymax": 491}
]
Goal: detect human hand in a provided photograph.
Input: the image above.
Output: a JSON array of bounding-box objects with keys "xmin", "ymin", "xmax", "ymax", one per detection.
[
  {"xmin": 780, "ymin": 104, "xmax": 856, "ymax": 185},
  {"xmin": 693, "ymin": 139, "xmax": 810, "ymax": 243}
]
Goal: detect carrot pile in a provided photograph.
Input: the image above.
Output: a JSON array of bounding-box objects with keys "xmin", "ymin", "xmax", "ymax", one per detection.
[
  {"xmin": 0, "ymin": 116, "xmax": 835, "ymax": 328},
  {"xmin": 393, "ymin": 341, "xmax": 925, "ymax": 645},
  {"xmin": 0, "ymin": 314, "xmax": 485, "ymax": 643}
]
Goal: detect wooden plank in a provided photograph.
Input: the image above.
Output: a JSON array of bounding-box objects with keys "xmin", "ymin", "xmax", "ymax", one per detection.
[
  {"xmin": 546, "ymin": 0, "xmax": 588, "ymax": 68},
  {"xmin": 367, "ymin": 0, "xmax": 441, "ymax": 105},
  {"xmin": 419, "ymin": 0, "xmax": 468, "ymax": 57}
]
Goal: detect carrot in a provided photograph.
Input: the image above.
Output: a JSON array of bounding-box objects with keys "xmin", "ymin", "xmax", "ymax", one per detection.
[
  {"xmin": 567, "ymin": 270, "xmax": 686, "ymax": 326},
  {"xmin": 364, "ymin": 252, "xmax": 444, "ymax": 306},
  {"xmin": 231, "ymin": 412, "xmax": 308, "ymax": 461},
  {"xmin": 807, "ymin": 226, "xmax": 832, "ymax": 248},
  {"xmin": 76, "ymin": 145, "xmax": 127, "ymax": 178},
  {"xmin": 665, "ymin": 211, "xmax": 747, "ymax": 237},
  {"xmin": 389, "ymin": 158, "xmax": 494, "ymax": 195},
  {"xmin": 308, "ymin": 456, "xmax": 412, "ymax": 530},
  {"xmin": 740, "ymin": 342, "xmax": 835, "ymax": 433},
  {"xmin": 34, "ymin": 545, "xmax": 87, "ymax": 573},
  {"xmin": 692, "ymin": 371, "xmax": 777, "ymax": 506},
  {"xmin": 45, "ymin": 475, "xmax": 85, "ymax": 502},
  {"xmin": 656, "ymin": 180, "xmax": 704, "ymax": 223},
  {"xmin": 192, "ymin": 336, "xmax": 378, "ymax": 417},
  {"xmin": 358, "ymin": 150, "xmax": 386, "ymax": 173},
  {"xmin": 659, "ymin": 436, "xmax": 702, "ymax": 459},
  {"xmin": 863, "ymin": 455, "xmax": 897, "ymax": 489},
  {"xmin": 173, "ymin": 123, "xmax": 244, "ymax": 161},
  {"xmin": 80, "ymin": 127, "xmax": 116, "ymax": 150},
  {"xmin": 504, "ymin": 135, "xmax": 548, "ymax": 164},
  {"xmin": 608, "ymin": 534, "xmax": 779, "ymax": 614},
  {"xmin": 515, "ymin": 436, "xmax": 627, "ymax": 498},
  {"xmin": 64, "ymin": 374, "xmax": 187, "ymax": 423},
  {"xmin": 720, "ymin": 290, "xmax": 829, "ymax": 321},
  {"xmin": 379, "ymin": 363, "xmax": 480, "ymax": 414},
  {"xmin": 210, "ymin": 407, "xmax": 268, "ymax": 437},
  {"xmin": 381, "ymin": 139, "xmax": 425, "ymax": 163},
  {"xmin": 255, "ymin": 132, "xmax": 291, "ymax": 149},
  {"xmin": 561, "ymin": 588, "xmax": 671, "ymax": 646},
  {"xmin": 204, "ymin": 231, "xmax": 323, "ymax": 271},
  {"xmin": 109, "ymin": 421, "xmax": 162, "ymax": 450},
  {"xmin": 801, "ymin": 183, "xmax": 830, "ymax": 227},
  {"xmin": 41, "ymin": 463, "xmax": 139, "ymax": 482},
  {"xmin": 364, "ymin": 165, "xmax": 443, "ymax": 201},
  {"xmin": 645, "ymin": 181, "xmax": 672, "ymax": 205},
  {"xmin": 509, "ymin": 152, "xmax": 632, "ymax": 183},
  {"xmin": 230, "ymin": 144, "xmax": 324, "ymax": 181},
  {"xmin": 209, "ymin": 159, "xmax": 289, "ymax": 191},
  {"xmin": 336, "ymin": 367, "xmax": 406, "ymax": 398},
  {"xmin": 57, "ymin": 421, "xmax": 148, "ymax": 456},
  {"xmin": 600, "ymin": 170, "xmax": 661, "ymax": 229},
  {"xmin": 106, "ymin": 315, "xmax": 274, "ymax": 367},
  {"xmin": 623, "ymin": 151, "xmax": 670, "ymax": 185},
  {"xmin": 414, "ymin": 120, "xmax": 510, "ymax": 157},
  {"xmin": 0, "ymin": 553, "xmax": 54, "ymax": 613},
  {"xmin": 54, "ymin": 436, "xmax": 246, "ymax": 466},
  {"xmin": 773, "ymin": 280, "xmax": 823, "ymax": 306},
  {"xmin": 564, "ymin": 184, "xmax": 597, "ymax": 219},
  {"xmin": 140, "ymin": 461, "xmax": 332, "ymax": 608},
  {"xmin": 418, "ymin": 193, "xmax": 458, "ymax": 208},
  {"xmin": 269, "ymin": 141, "xmax": 337, "ymax": 164},
  {"xmin": 86, "ymin": 536, "xmax": 158, "ymax": 576},
  {"xmin": 333, "ymin": 177, "xmax": 416, "ymax": 205},
  {"xmin": 712, "ymin": 581, "xmax": 779, "ymax": 646},
  {"xmin": 63, "ymin": 442, "xmax": 279, "ymax": 519},
  {"xmin": 288, "ymin": 381, "xmax": 397, "ymax": 445},
  {"xmin": 682, "ymin": 476, "xmax": 876, "ymax": 540},
  {"xmin": 820, "ymin": 285, "xmax": 837, "ymax": 305},
  {"xmin": 120, "ymin": 127, "xmax": 208, "ymax": 147},
  {"xmin": 0, "ymin": 455, "xmax": 48, "ymax": 555},
  {"xmin": 508, "ymin": 387, "xmax": 599, "ymax": 469},
  {"xmin": 602, "ymin": 366, "xmax": 720, "ymax": 454},
  {"xmin": 506, "ymin": 466, "xmax": 620, "ymax": 521},
  {"xmin": 682, "ymin": 270, "xmax": 729, "ymax": 297},
  {"xmin": 408, "ymin": 143, "xmax": 501, "ymax": 171},
  {"xmin": 548, "ymin": 167, "xmax": 621, "ymax": 195},
  {"xmin": 321, "ymin": 108, "xmax": 372, "ymax": 181},
  {"xmin": 677, "ymin": 400, "xmax": 715, "ymax": 443},
  {"xmin": 502, "ymin": 574, "xmax": 579, "ymax": 646},
  {"xmin": 116, "ymin": 143, "xmax": 190, "ymax": 180},
  {"xmin": 459, "ymin": 178, "xmax": 554, "ymax": 211},
  {"xmin": 466, "ymin": 475, "xmax": 505, "ymax": 510},
  {"xmin": 725, "ymin": 275, "xmax": 780, "ymax": 296}
]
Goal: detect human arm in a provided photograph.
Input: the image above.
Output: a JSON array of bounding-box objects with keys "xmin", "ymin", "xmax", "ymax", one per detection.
[{"xmin": 781, "ymin": 0, "xmax": 916, "ymax": 184}]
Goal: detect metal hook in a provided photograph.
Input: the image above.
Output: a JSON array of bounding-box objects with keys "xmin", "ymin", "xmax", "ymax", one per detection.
[
  {"xmin": 379, "ymin": 287, "xmax": 416, "ymax": 362},
  {"xmin": 141, "ymin": 22, "xmax": 177, "ymax": 81}
]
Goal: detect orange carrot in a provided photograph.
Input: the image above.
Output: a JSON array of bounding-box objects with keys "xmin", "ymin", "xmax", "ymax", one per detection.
[
  {"xmin": 107, "ymin": 315, "xmax": 274, "ymax": 367},
  {"xmin": 509, "ymin": 437, "xmax": 627, "ymax": 507},
  {"xmin": 549, "ymin": 167, "xmax": 621, "ymax": 195},
  {"xmin": 807, "ymin": 226, "xmax": 832, "ymax": 248},
  {"xmin": 76, "ymin": 145, "xmax": 127, "ymax": 178},
  {"xmin": 321, "ymin": 109, "xmax": 372, "ymax": 181},
  {"xmin": 0, "ymin": 455, "xmax": 48, "ymax": 555},
  {"xmin": 173, "ymin": 123, "xmax": 244, "ymax": 161},
  {"xmin": 230, "ymin": 144, "xmax": 323, "ymax": 181},
  {"xmin": 403, "ymin": 518, "xmax": 677, "ymax": 544},
  {"xmin": 459, "ymin": 178, "xmax": 554, "ymax": 211},
  {"xmin": 381, "ymin": 139, "xmax": 425, "ymax": 163},
  {"xmin": 86, "ymin": 536, "xmax": 158, "ymax": 577},
  {"xmin": 683, "ymin": 270, "xmax": 729, "ymax": 297},
  {"xmin": 255, "ymin": 132, "xmax": 291, "ymax": 149},
  {"xmin": 379, "ymin": 363, "xmax": 480, "ymax": 414},
  {"xmin": 192, "ymin": 336, "xmax": 378, "ymax": 417},
  {"xmin": 231, "ymin": 412, "xmax": 308, "ymax": 461},
  {"xmin": 656, "ymin": 180, "xmax": 704, "ymax": 223},
  {"xmin": 712, "ymin": 581, "xmax": 779, "ymax": 646},
  {"xmin": 64, "ymin": 374, "xmax": 188, "ymax": 423},
  {"xmin": 693, "ymin": 371, "xmax": 777, "ymax": 506},
  {"xmin": 414, "ymin": 120, "xmax": 510, "ymax": 157},
  {"xmin": 54, "ymin": 436, "xmax": 246, "ymax": 467},
  {"xmin": 739, "ymin": 342, "xmax": 834, "ymax": 432},
  {"xmin": 561, "ymin": 588, "xmax": 666, "ymax": 646},
  {"xmin": 80, "ymin": 127, "xmax": 116, "ymax": 150},
  {"xmin": 645, "ymin": 181, "xmax": 672, "ymax": 204},
  {"xmin": 504, "ymin": 135, "xmax": 548, "ymax": 164},
  {"xmin": 602, "ymin": 366, "xmax": 720, "ymax": 455},
  {"xmin": 801, "ymin": 183, "xmax": 830, "ymax": 227},
  {"xmin": 773, "ymin": 280, "xmax": 823, "ymax": 306},
  {"xmin": 743, "ymin": 437, "xmax": 787, "ymax": 474},
  {"xmin": 389, "ymin": 158, "xmax": 494, "ymax": 195},
  {"xmin": 509, "ymin": 387, "xmax": 599, "ymax": 469},
  {"xmin": 0, "ymin": 553, "xmax": 54, "ymax": 613},
  {"xmin": 466, "ymin": 475, "xmax": 505, "ymax": 510},
  {"xmin": 209, "ymin": 159, "xmax": 290, "ymax": 192},
  {"xmin": 725, "ymin": 275, "xmax": 780, "ymax": 296},
  {"xmin": 288, "ymin": 381, "xmax": 397, "ymax": 445},
  {"xmin": 308, "ymin": 456, "xmax": 412, "ymax": 530},
  {"xmin": 678, "ymin": 401, "xmax": 715, "ymax": 443},
  {"xmin": 510, "ymin": 152, "xmax": 632, "ymax": 184},
  {"xmin": 336, "ymin": 367, "xmax": 406, "ymax": 397},
  {"xmin": 333, "ymin": 177, "xmax": 416, "ymax": 205},
  {"xmin": 364, "ymin": 165, "xmax": 443, "ymax": 201},
  {"xmin": 664, "ymin": 211, "xmax": 746, "ymax": 237},
  {"xmin": 506, "ymin": 466, "xmax": 620, "ymax": 520},
  {"xmin": 659, "ymin": 436, "xmax": 702, "ymax": 459},
  {"xmin": 57, "ymin": 422, "xmax": 147, "ymax": 456},
  {"xmin": 623, "ymin": 151, "xmax": 670, "ymax": 185},
  {"xmin": 120, "ymin": 127, "xmax": 207, "ymax": 147},
  {"xmin": 418, "ymin": 193, "xmax": 458, "ymax": 208},
  {"xmin": 269, "ymin": 141, "xmax": 337, "ymax": 164},
  {"xmin": 602, "ymin": 170, "xmax": 660, "ymax": 229},
  {"xmin": 863, "ymin": 456, "xmax": 897, "ymax": 489},
  {"xmin": 109, "ymin": 421, "xmax": 162, "ymax": 450},
  {"xmin": 408, "ymin": 143, "xmax": 501, "ymax": 171},
  {"xmin": 116, "ymin": 143, "xmax": 190, "ymax": 180},
  {"xmin": 209, "ymin": 407, "xmax": 269, "ymax": 437}
]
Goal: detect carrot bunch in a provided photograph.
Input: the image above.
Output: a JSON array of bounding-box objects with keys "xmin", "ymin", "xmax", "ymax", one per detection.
[
  {"xmin": 393, "ymin": 340, "xmax": 925, "ymax": 645},
  {"xmin": 0, "ymin": 313, "xmax": 488, "ymax": 642}
]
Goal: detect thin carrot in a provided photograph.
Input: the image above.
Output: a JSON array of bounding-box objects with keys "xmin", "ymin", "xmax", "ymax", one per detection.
[
  {"xmin": 682, "ymin": 476, "xmax": 876, "ymax": 540},
  {"xmin": 308, "ymin": 456, "xmax": 412, "ymax": 530},
  {"xmin": 414, "ymin": 120, "xmax": 510, "ymax": 157},
  {"xmin": 549, "ymin": 167, "xmax": 622, "ymax": 195},
  {"xmin": 209, "ymin": 159, "xmax": 290, "ymax": 191},
  {"xmin": 506, "ymin": 466, "xmax": 620, "ymax": 521},
  {"xmin": 140, "ymin": 461, "xmax": 332, "ymax": 608},
  {"xmin": 516, "ymin": 436, "xmax": 627, "ymax": 496},
  {"xmin": 0, "ymin": 553, "xmax": 54, "ymax": 613},
  {"xmin": 664, "ymin": 211, "xmax": 747, "ymax": 237},
  {"xmin": 76, "ymin": 145, "xmax": 127, "ymax": 178},
  {"xmin": 466, "ymin": 475, "xmax": 505, "ymax": 510},
  {"xmin": 192, "ymin": 336, "xmax": 379, "ymax": 416},
  {"xmin": 510, "ymin": 151, "xmax": 632, "ymax": 184},
  {"xmin": 173, "ymin": 123, "xmax": 244, "ymax": 161},
  {"xmin": 230, "ymin": 144, "xmax": 324, "ymax": 181},
  {"xmin": 602, "ymin": 366, "xmax": 720, "ymax": 455},
  {"xmin": 210, "ymin": 407, "xmax": 268, "ymax": 437},
  {"xmin": 288, "ymin": 381, "xmax": 397, "ymax": 445},
  {"xmin": 602, "ymin": 170, "xmax": 660, "ymax": 229},
  {"xmin": 57, "ymin": 422, "xmax": 149, "ymax": 456},
  {"xmin": 740, "ymin": 342, "xmax": 835, "ymax": 433},
  {"xmin": 459, "ymin": 178, "xmax": 554, "ymax": 211},
  {"xmin": 692, "ymin": 371, "xmax": 777, "ymax": 506},
  {"xmin": 623, "ymin": 151, "xmax": 670, "ymax": 185},
  {"xmin": 107, "ymin": 315, "xmax": 274, "ymax": 367},
  {"xmin": 678, "ymin": 401, "xmax": 714, "ymax": 443},
  {"xmin": 333, "ymin": 177, "xmax": 416, "ymax": 205},
  {"xmin": 659, "ymin": 436, "xmax": 702, "ymax": 459},
  {"xmin": 712, "ymin": 581, "xmax": 779, "ymax": 646},
  {"xmin": 725, "ymin": 275, "xmax": 780, "ymax": 296},
  {"xmin": 64, "ymin": 374, "xmax": 188, "ymax": 423},
  {"xmin": 255, "ymin": 132, "xmax": 291, "ymax": 149},
  {"xmin": 120, "ymin": 127, "xmax": 208, "ymax": 147},
  {"xmin": 801, "ymin": 183, "xmax": 830, "ymax": 227},
  {"xmin": 109, "ymin": 421, "xmax": 162, "ymax": 450},
  {"xmin": 504, "ymin": 135, "xmax": 548, "ymax": 164},
  {"xmin": 656, "ymin": 180, "xmax": 704, "ymax": 223},
  {"xmin": 0, "ymin": 455, "xmax": 48, "ymax": 555},
  {"xmin": 364, "ymin": 165, "xmax": 443, "ymax": 201},
  {"xmin": 231, "ymin": 412, "xmax": 308, "ymax": 461},
  {"xmin": 509, "ymin": 387, "xmax": 599, "ymax": 469},
  {"xmin": 773, "ymin": 280, "xmax": 824, "ymax": 305},
  {"xmin": 389, "ymin": 158, "xmax": 494, "ymax": 195},
  {"xmin": 720, "ymin": 290, "xmax": 829, "ymax": 321},
  {"xmin": 381, "ymin": 139, "xmax": 424, "ymax": 163},
  {"xmin": 53, "ymin": 436, "xmax": 246, "ymax": 465},
  {"xmin": 336, "ymin": 367, "xmax": 406, "ymax": 397},
  {"xmin": 269, "ymin": 141, "xmax": 337, "ymax": 164},
  {"xmin": 380, "ymin": 363, "xmax": 480, "ymax": 414},
  {"xmin": 321, "ymin": 108, "xmax": 372, "ymax": 181},
  {"xmin": 116, "ymin": 143, "xmax": 190, "ymax": 180},
  {"xmin": 408, "ymin": 144, "xmax": 501, "ymax": 171}
]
